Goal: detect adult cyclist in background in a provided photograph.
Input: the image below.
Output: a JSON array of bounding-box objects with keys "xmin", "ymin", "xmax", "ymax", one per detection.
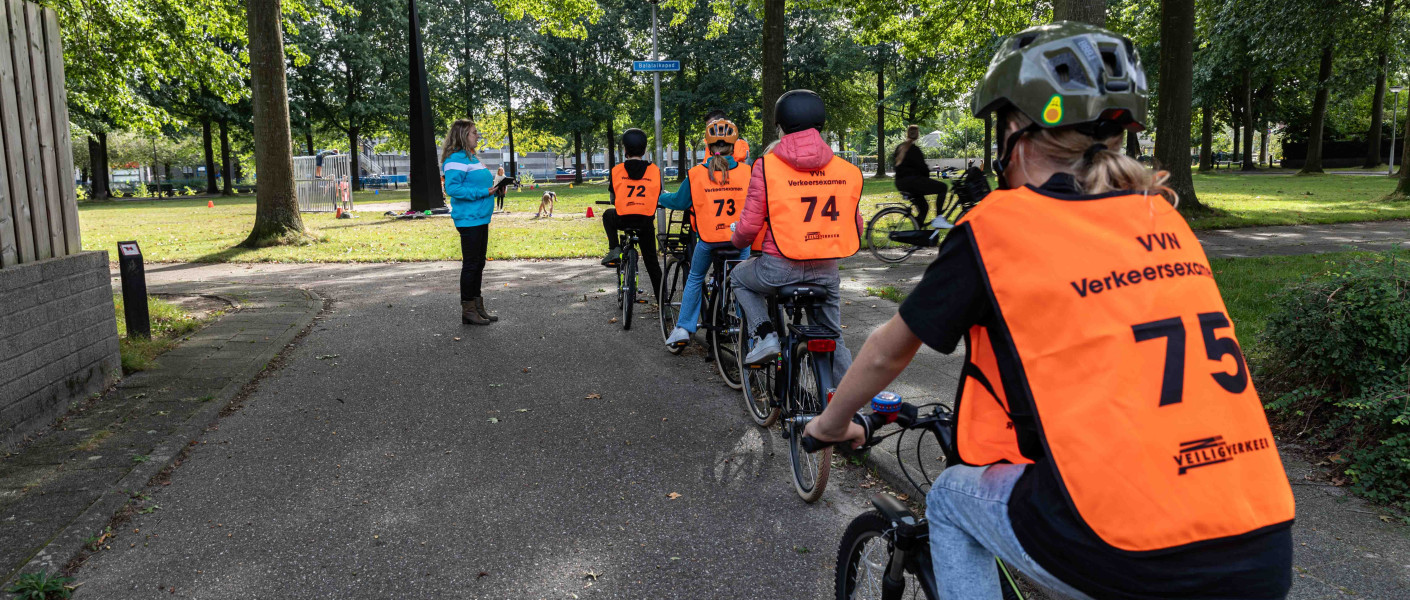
[
  {"xmin": 660, "ymin": 118, "xmax": 752, "ymax": 349},
  {"xmin": 704, "ymin": 109, "xmax": 750, "ymax": 164},
  {"xmin": 730, "ymin": 90, "xmax": 862, "ymax": 375},
  {"xmin": 804, "ymin": 22, "xmax": 1294, "ymax": 599},
  {"xmin": 600, "ymin": 128, "xmax": 664, "ymax": 301},
  {"xmin": 893, "ymin": 124, "xmax": 947, "ymax": 224}
]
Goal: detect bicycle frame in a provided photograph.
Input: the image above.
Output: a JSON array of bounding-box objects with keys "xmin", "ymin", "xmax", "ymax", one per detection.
[{"xmin": 767, "ymin": 296, "xmax": 838, "ymax": 411}]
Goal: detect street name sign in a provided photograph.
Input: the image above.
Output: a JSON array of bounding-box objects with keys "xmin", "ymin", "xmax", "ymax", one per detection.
[{"xmin": 633, "ymin": 60, "xmax": 680, "ymax": 72}]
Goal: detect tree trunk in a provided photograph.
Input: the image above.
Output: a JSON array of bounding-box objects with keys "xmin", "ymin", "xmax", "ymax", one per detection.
[
  {"xmin": 873, "ymin": 56, "xmax": 886, "ymax": 178},
  {"xmin": 219, "ymin": 120, "xmax": 233, "ymax": 196},
  {"xmin": 1126, "ymin": 129, "xmax": 1140, "ymax": 158},
  {"xmin": 1052, "ymin": 0, "xmax": 1106, "ymax": 26},
  {"xmin": 676, "ymin": 117, "xmax": 687, "ymax": 181},
  {"xmin": 242, "ymin": 0, "xmax": 305, "ymax": 245},
  {"xmin": 1153, "ymin": 0, "xmax": 1200, "ymax": 208},
  {"xmin": 573, "ymin": 131, "xmax": 583, "ymax": 185},
  {"xmin": 304, "ymin": 118, "xmax": 314, "ymax": 155},
  {"xmin": 1364, "ymin": 0, "xmax": 1393, "ymax": 168},
  {"xmin": 1260, "ymin": 121, "xmax": 1269, "ymax": 167},
  {"xmin": 1397, "ymin": 108, "xmax": 1410, "ymax": 194},
  {"xmin": 1231, "ymin": 111, "xmax": 1240, "ymax": 169},
  {"xmin": 606, "ymin": 122, "xmax": 616, "ymax": 168},
  {"xmin": 349, "ymin": 126, "xmax": 361, "ymax": 193},
  {"xmin": 202, "ymin": 119, "xmax": 218, "ymax": 193},
  {"xmin": 88, "ymin": 134, "xmax": 109, "ymax": 200},
  {"xmin": 760, "ymin": 0, "xmax": 785, "ymax": 147},
  {"xmin": 1300, "ymin": 44, "xmax": 1334, "ymax": 174},
  {"xmin": 1242, "ymin": 69, "xmax": 1256, "ymax": 171},
  {"xmin": 983, "ymin": 112, "xmax": 993, "ymax": 174},
  {"xmin": 1199, "ymin": 106, "xmax": 1212, "ymax": 171}
]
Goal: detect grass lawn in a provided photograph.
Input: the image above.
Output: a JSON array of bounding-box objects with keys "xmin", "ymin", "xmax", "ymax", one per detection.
[
  {"xmin": 79, "ymin": 172, "xmax": 1406, "ymax": 263},
  {"xmin": 114, "ymin": 295, "xmax": 221, "ymax": 373}
]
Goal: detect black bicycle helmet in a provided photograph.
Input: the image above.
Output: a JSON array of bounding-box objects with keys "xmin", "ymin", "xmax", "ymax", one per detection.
[
  {"xmin": 775, "ymin": 90, "xmax": 826, "ymax": 134},
  {"xmin": 621, "ymin": 128, "xmax": 648, "ymax": 157}
]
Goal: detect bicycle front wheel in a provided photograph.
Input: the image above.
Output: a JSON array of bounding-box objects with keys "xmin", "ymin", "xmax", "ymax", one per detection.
[
  {"xmin": 736, "ymin": 301, "xmax": 778, "ymax": 426},
  {"xmin": 836, "ymin": 511, "xmax": 922, "ymax": 600},
  {"xmin": 659, "ymin": 257, "xmax": 685, "ymax": 353},
  {"xmin": 867, "ymin": 207, "xmax": 921, "ymax": 264},
  {"xmin": 622, "ymin": 248, "xmax": 637, "ymax": 330},
  {"xmin": 711, "ymin": 278, "xmax": 743, "ymax": 389},
  {"xmin": 789, "ymin": 343, "xmax": 831, "ymax": 503}
]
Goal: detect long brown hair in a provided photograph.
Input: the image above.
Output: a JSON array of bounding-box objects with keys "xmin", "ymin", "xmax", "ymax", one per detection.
[
  {"xmin": 893, "ymin": 124, "xmax": 920, "ymax": 166},
  {"xmin": 706, "ymin": 141, "xmax": 736, "ymax": 183},
  {"xmin": 440, "ymin": 119, "xmax": 476, "ymax": 163},
  {"xmin": 1010, "ymin": 113, "xmax": 1176, "ymax": 205}
]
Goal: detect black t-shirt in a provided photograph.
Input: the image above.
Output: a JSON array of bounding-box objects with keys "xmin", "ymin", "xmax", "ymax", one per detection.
[
  {"xmin": 898, "ymin": 175, "xmax": 1292, "ymax": 600},
  {"xmin": 893, "ymin": 144, "xmax": 931, "ymax": 180}
]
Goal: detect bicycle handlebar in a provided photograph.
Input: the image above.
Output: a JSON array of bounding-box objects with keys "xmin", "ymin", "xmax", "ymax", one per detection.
[
  {"xmin": 799, "ymin": 403, "xmax": 921, "ymax": 453},
  {"xmin": 595, "ymin": 201, "xmax": 613, "ymax": 205}
]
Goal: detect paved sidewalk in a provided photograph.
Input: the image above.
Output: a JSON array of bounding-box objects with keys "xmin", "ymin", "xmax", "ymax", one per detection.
[{"xmin": 0, "ymin": 283, "xmax": 320, "ymax": 587}]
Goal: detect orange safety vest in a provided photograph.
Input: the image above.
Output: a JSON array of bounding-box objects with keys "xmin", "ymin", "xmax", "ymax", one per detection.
[
  {"xmin": 611, "ymin": 163, "xmax": 662, "ymax": 216},
  {"xmin": 761, "ymin": 154, "xmax": 862, "ymax": 260},
  {"xmin": 953, "ymin": 186, "xmax": 1295, "ymax": 552},
  {"xmin": 687, "ymin": 162, "xmax": 750, "ymax": 243}
]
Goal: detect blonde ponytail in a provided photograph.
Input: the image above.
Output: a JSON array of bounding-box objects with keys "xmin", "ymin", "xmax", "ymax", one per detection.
[
  {"xmin": 1012, "ymin": 114, "xmax": 1176, "ymax": 206},
  {"xmin": 894, "ymin": 124, "xmax": 920, "ymax": 167},
  {"xmin": 706, "ymin": 141, "xmax": 734, "ymax": 184}
]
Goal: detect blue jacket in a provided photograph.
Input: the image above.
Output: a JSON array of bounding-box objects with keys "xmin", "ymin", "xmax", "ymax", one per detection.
[
  {"xmin": 658, "ymin": 156, "xmax": 742, "ymax": 211},
  {"xmin": 442, "ymin": 150, "xmax": 495, "ymax": 227}
]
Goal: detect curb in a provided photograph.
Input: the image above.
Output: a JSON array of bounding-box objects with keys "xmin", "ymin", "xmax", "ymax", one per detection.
[{"xmin": 7, "ymin": 284, "xmax": 322, "ymax": 584}]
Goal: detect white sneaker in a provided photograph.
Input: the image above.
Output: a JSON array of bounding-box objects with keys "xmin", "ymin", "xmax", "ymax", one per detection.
[
  {"xmin": 744, "ymin": 332, "xmax": 780, "ymax": 365},
  {"xmin": 929, "ymin": 215, "xmax": 955, "ymax": 230},
  {"xmin": 665, "ymin": 327, "xmax": 691, "ymax": 347}
]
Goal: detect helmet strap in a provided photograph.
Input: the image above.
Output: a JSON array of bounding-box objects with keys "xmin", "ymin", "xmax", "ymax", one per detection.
[{"xmin": 993, "ymin": 124, "xmax": 1037, "ymax": 190}]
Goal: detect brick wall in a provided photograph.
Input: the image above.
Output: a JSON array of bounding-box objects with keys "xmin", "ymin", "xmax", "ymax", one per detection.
[{"xmin": 0, "ymin": 251, "xmax": 120, "ymax": 447}]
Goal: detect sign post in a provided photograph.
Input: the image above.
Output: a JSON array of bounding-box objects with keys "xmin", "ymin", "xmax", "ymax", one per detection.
[
  {"xmin": 117, "ymin": 241, "xmax": 150, "ymax": 340},
  {"xmin": 651, "ymin": 0, "xmax": 662, "ymax": 169}
]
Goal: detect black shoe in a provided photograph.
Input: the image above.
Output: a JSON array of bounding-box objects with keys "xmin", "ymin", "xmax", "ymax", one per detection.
[{"xmin": 601, "ymin": 248, "xmax": 621, "ymax": 267}]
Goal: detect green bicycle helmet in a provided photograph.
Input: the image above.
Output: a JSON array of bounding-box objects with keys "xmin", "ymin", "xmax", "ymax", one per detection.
[{"xmin": 973, "ymin": 21, "xmax": 1148, "ymax": 135}]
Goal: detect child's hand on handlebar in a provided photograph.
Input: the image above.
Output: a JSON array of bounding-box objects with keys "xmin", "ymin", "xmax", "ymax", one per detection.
[{"xmin": 803, "ymin": 413, "xmax": 867, "ymax": 450}]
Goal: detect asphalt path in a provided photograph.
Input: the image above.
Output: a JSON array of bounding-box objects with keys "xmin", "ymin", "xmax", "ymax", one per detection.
[{"xmin": 75, "ymin": 260, "xmax": 878, "ymax": 599}]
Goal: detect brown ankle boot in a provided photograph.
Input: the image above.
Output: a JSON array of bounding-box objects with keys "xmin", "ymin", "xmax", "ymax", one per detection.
[
  {"xmin": 474, "ymin": 296, "xmax": 499, "ymax": 322},
  {"xmin": 462, "ymin": 300, "xmax": 490, "ymax": 325}
]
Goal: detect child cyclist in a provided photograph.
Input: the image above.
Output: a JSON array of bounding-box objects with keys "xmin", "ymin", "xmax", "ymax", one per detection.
[
  {"xmin": 600, "ymin": 128, "xmax": 664, "ymax": 300},
  {"xmin": 729, "ymin": 90, "xmax": 864, "ymax": 373},
  {"xmin": 660, "ymin": 118, "xmax": 751, "ymax": 349},
  {"xmin": 804, "ymin": 22, "xmax": 1294, "ymax": 600}
]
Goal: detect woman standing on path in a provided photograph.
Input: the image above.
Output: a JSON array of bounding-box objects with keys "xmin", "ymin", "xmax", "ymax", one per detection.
[{"xmin": 442, "ymin": 119, "xmax": 502, "ymax": 325}]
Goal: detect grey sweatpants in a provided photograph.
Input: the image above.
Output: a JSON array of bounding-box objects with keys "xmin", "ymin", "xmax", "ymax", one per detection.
[{"xmin": 729, "ymin": 253, "xmax": 853, "ymax": 379}]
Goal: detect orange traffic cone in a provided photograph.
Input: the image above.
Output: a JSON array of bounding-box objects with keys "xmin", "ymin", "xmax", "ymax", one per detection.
[
  {"xmin": 208, "ymin": 199, "xmax": 214, "ymax": 208},
  {"xmin": 586, "ymin": 206, "xmax": 594, "ymax": 218}
]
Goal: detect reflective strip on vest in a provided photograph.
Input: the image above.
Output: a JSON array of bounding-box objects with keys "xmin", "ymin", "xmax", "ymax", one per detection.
[
  {"xmin": 958, "ymin": 186, "xmax": 1295, "ymax": 551},
  {"xmin": 761, "ymin": 154, "xmax": 862, "ymax": 260},
  {"xmin": 611, "ymin": 163, "xmax": 661, "ymax": 216},
  {"xmin": 688, "ymin": 163, "xmax": 750, "ymax": 243}
]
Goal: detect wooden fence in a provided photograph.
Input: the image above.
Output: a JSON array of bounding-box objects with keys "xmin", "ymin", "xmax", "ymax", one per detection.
[{"xmin": 0, "ymin": 0, "xmax": 78, "ymax": 269}]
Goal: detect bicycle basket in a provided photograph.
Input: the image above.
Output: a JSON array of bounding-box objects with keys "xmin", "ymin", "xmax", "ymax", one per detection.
[{"xmin": 953, "ymin": 167, "xmax": 992, "ymax": 212}]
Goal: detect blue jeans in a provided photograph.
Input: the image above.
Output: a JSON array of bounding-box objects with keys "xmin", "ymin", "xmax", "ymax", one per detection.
[
  {"xmin": 926, "ymin": 465, "xmax": 1094, "ymax": 600},
  {"xmin": 676, "ymin": 239, "xmax": 749, "ymax": 333}
]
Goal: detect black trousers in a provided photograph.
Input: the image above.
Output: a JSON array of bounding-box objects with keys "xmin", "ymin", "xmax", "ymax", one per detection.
[
  {"xmin": 457, "ymin": 224, "xmax": 489, "ymax": 301},
  {"xmin": 895, "ymin": 176, "xmax": 948, "ymax": 222},
  {"xmin": 602, "ymin": 209, "xmax": 663, "ymax": 298}
]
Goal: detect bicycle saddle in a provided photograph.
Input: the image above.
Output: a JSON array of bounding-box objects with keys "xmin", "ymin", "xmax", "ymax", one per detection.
[
  {"xmin": 711, "ymin": 247, "xmax": 741, "ymax": 260},
  {"xmin": 776, "ymin": 283, "xmax": 828, "ymax": 302}
]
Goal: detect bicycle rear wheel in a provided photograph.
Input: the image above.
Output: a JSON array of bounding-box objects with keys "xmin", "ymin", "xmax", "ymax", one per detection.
[
  {"xmin": 789, "ymin": 343, "xmax": 831, "ymax": 503},
  {"xmin": 737, "ymin": 307, "xmax": 779, "ymax": 427},
  {"xmin": 658, "ymin": 257, "xmax": 685, "ymax": 353},
  {"xmin": 867, "ymin": 207, "xmax": 921, "ymax": 264},
  {"xmin": 710, "ymin": 276, "xmax": 743, "ymax": 389},
  {"xmin": 622, "ymin": 247, "xmax": 637, "ymax": 330}
]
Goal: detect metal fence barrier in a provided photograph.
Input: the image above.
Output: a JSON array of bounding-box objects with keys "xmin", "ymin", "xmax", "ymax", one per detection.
[{"xmin": 293, "ymin": 155, "xmax": 354, "ymax": 213}]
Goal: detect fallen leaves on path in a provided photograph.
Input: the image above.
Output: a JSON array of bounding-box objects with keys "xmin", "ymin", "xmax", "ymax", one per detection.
[
  {"xmin": 585, "ymin": 393, "xmax": 602, "ymax": 399},
  {"xmin": 666, "ymin": 492, "xmax": 681, "ymax": 500}
]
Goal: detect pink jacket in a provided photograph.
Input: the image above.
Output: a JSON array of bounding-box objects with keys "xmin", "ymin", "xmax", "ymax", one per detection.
[{"xmin": 731, "ymin": 129, "xmax": 866, "ymax": 257}]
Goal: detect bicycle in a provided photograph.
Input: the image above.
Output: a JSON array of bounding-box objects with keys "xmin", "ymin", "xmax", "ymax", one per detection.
[
  {"xmin": 799, "ymin": 397, "xmax": 1024, "ymax": 600},
  {"xmin": 597, "ymin": 201, "xmax": 649, "ymax": 330},
  {"xmin": 656, "ymin": 209, "xmax": 747, "ymax": 389},
  {"xmin": 735, "ymin": 283, "xmax": 843, "ymax": 502},
  {"xmin": 866, "ymin": 167, "xmax": 990, "ymax": 264},
  {"xmin": 657, "ymin": 208, "xmax": 694, "ymax": 353}
]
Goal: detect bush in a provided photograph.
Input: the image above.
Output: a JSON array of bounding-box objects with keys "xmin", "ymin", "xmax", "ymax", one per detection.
[{"xmin": 1260, "ymin": 253, "xmax": 1410, "ymax": 510}]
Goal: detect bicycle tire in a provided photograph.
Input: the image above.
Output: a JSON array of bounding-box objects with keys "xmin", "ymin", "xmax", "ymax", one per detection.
[
  {"xmin": 659, "ymin": 257, "xmax": 685, "ymax": 353},
  {"xmin": 737, "ymin": 301, "xmax": 779, "ymax": 426},
  {"xmin": 867, "ymin": 207, "xmax": 922, "ymax": 264},
  {"xmin": 789, "ymin": 343, "xmax": 831, "ymax": 503},
  {"xmin": 836, "ymin": 510, "xmax": 922, "ymax": 600},
  {"xmin": 711, "ymin": 275, "xmax": 743, "ymax": 389},
  {"xmin": 622, "ymin": 246, "xmax": 637, "ymax": 330}
]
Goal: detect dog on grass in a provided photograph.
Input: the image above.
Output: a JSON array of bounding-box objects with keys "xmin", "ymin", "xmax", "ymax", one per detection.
[{"xmin": 534, "ymin": 190, "xmax": 557, "ymax": 219}]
